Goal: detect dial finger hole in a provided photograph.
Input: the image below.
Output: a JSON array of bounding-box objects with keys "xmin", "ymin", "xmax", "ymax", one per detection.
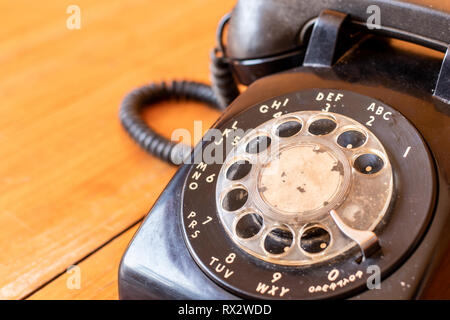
[
  {"xmin": 300, "ymin": 225, "xmax": 331, "ymax": 254},
  {"xmin": 308, "ymin": 118, "xmax": 337, "ymax": 136},
  {"xmin": 276, "ymin": 120, "xmax": 302, "ymax": 138},
  {"xmin": 222, "ymin": 187, "xmax": 248, "ymax": 211},
  {"xmin": 235, "ymin": 213, "xmax": 263, "ymax": 239},
  {"xmin": 263, "ymin": 226, "xmax": 294, "ymax": 255},
  {"xmin": 354, "ymin": 153, "xmax": 384, "ymax": 174},
  {"xmin": 337, "ymin": 130, "xmax": 367, "ymax": 149},
  {"xmin": 246, "ymin": 136, "xmax": 271, "ymax": 154},
  {"xmin": 226, "ymin": 160, "xmax": 252, "ymax": 181}
]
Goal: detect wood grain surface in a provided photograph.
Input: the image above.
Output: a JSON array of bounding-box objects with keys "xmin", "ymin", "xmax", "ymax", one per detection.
[
  {"xmin": 0, "ymin": 0, "xmax": 227, "ymax": 300},
  {"xmin": 28, "ymin": 225, "xmax": 140, "ymax": 300},
  {"xmin": 0, "ymin": 0, "xmax": 448, "ymax": 300}
]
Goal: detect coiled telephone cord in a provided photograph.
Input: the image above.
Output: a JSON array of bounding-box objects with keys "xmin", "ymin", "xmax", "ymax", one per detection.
[{"xmin": 118, "ymin": 14, "xmax": 237, "ymax": 165}]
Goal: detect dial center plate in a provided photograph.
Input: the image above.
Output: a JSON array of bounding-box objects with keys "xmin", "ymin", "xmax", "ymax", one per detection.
[{"xmin": 259, "ymin": 144, "xmax": 343, "ymax": 214}]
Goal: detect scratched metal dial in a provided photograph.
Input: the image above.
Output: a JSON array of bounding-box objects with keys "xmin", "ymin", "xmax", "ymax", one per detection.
[{"xmin": 216, "ymin": 111, "xmax": 393, "ymax": 266}]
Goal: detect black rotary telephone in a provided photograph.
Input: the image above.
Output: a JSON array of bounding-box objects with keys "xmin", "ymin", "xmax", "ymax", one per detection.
[{"xmin": 118, "ymin": 0, "xmax": 450, "ymax": 299}]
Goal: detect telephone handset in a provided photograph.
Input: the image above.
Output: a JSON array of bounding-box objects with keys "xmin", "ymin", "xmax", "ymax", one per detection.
[{"xmin": 118, "ymin": 0, "xmax": 450, "ymax": 299}]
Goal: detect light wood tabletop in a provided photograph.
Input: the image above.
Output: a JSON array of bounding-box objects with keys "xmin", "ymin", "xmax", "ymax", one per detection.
[{"xmin": 1, "ymin": 0, "xmax": 448, "ymax": 300}]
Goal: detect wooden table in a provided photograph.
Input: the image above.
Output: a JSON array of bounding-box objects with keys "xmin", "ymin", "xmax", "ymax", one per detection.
[{"xmin": 0, "ymin": 0, "xmax": 448, "ymax": 300}]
